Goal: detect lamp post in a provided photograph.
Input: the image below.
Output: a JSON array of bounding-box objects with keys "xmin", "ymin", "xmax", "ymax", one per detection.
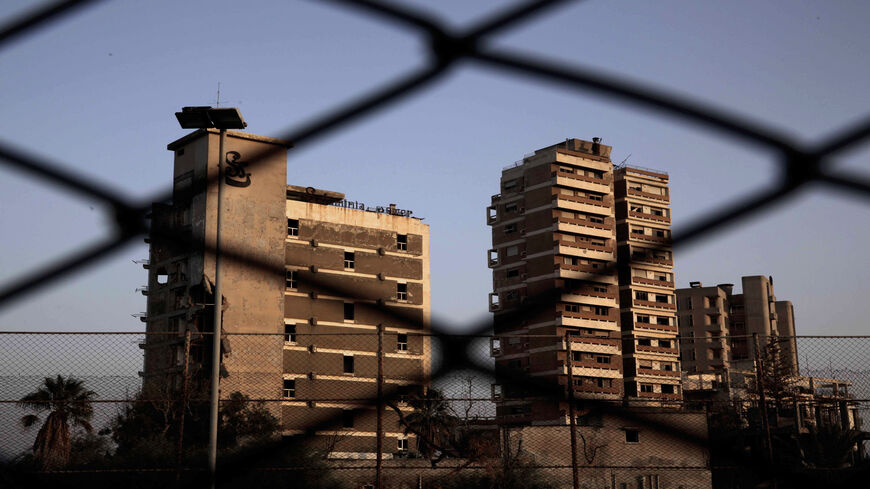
[{"xmin": 174, "ymin": 106, "xmax": 247, "ymax": 489}]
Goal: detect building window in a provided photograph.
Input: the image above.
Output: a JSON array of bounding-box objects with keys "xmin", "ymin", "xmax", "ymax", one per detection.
[
  {"xmin": 287, "ymin": 219, "xmax": 299, "ymax": 237},
  {"xmin": 595, "ymin": 355, "xmax": 610, "ymax": 364},
  {"xmin": 661, "ymin": 384, "xmax": 675, "ymax": 394},
  {"xmin": 640, "ymin": 384, "xmax": 654, "ymax": 393},
  {"xmin": 397, "ymin": 438, "xmax": 408, "ymax": 451},
  {"xmin": 284, "ymin": 324, "xmax": 296, "ymax": 343},
  {"xmin": 503, "ymin": 179, "xmax": 518, "ymax": 191},
  {"xmin": 286, "ymin": 270, "xmax": 298, "ymax": 289},
  {"xmin": 342, "ymin": 410, "xmax": 354, "ymax": 428},
  {"xmin": 397, "ymin": 283, "xmax": 408, "ymax": 301},
  {"xmin": 637, "ymin": 315, "xmax": 650, "ymax": 323},
  {"xmin": 506, "ymin": 268, "xmax": 520, "ymax": 278},
  {"xmin": 505, "ymin": 202, "xmax": 518, "ymax": 213},
  {"xmin": 565, "ymin": 304, "xmax": 579, "ymax": 313},
  {"xmin": 397, "ymin": 234, "xmax": 407, "ymax": 251},
  {"xmin": 397, "ymin": 333, "xmax": 408, "ymax": 351},
  {"xmin": 593, "ymin": 306, "xmax": 608, "ymax": 316},
  {"xmin": 504, "ymin": 223, "xmax": 517, "ymax": 234},
  {"xmin": 344, "ymin": 252, "xmax": 355, "ymax": 269},
  {"xmin": 344, "ymin": 303, "xmax": 355, "ymax": 321},
  {"xmin": 343, "ymin": 355, "xmax": 354, "ymax": 374},
  {"xmin": 283, "ymin": 379, "xmax": 295, "ymax": 398},
  {"xmin": 505, "ymin": 245, "xmax": 519, "ymax": 257},
  {"xmin": 589, "ymin": 216, "xmax": 604, "ymax": 224},
  {"xmin": 625, "ymin": 429, "xmax": 640, "ymax": 443},
  {"xmin": 635, "ymin": 291, "xmax": 649, "ymax": 301}
]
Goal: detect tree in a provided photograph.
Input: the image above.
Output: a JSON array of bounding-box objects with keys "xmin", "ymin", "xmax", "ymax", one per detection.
[
  {"xmin": 18, "ymin": 375, "xmax": 96, "ymax": 469},
  {"xmin": 758, "ymin": 338, "xmax": 800, "ymax": 407},
  {"xmin": 402, "ymin": 388, "xmax": 456, "ymax": 460}
]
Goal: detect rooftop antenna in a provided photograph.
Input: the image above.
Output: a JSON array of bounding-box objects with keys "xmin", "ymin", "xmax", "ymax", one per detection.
[
  {"xmin": 619, "ymin": 153, "xmax": 632, "ymax": 167},
  {"xmin": 215, "ymin": 82, "xmax": 221, "ymax": 107}
]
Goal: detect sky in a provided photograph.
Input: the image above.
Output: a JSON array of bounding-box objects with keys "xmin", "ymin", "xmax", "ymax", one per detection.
[{"xmin": 1, "ymin": 0, "xmax": 869, "ymax": 336}]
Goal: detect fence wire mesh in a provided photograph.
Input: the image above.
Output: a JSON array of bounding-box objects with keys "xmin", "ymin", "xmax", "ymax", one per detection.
[
  {"xmin": 1, "ymin": 333, "xmax": 868, "ymax": 488},
  {"xmin": 2, "ymin": 1, "xmax": 870, "ymax": 489}
]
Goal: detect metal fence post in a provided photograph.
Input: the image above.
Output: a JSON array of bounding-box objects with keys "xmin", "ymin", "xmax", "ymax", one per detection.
[
  {"xmin": 565, "ymin": 331, "xmax": 580, "ymax": 489},
  {"xmin": 753, "ymin": 333, "xmax": 775, "ymax": 482},
  {"xmin": 176, "ymin": 329, "xmax": 191, "ymax": 481},
  {"xmin": 376, "ymin": 324, "xmax": 384, "ymax": 488}
]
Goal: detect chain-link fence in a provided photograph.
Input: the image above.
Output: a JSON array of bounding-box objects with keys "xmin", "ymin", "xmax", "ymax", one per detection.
[
  {"xmin": 1, "ymin": 332, "xmax": 867, "ymax": 488},
  {"xmin": 3, "ymin": 1, "xmax": 870, "ymax": 489}
]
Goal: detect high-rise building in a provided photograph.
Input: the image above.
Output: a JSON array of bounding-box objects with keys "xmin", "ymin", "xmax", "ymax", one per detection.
[
  {"xmin": 487, "ymin": 138, "xmax": 620, "ymax": 425},
  {"xmin": 675, "ymin": 275, "xmax": 797, "ymax": 375},
  {"xmin": 142, "ymin": 129, "xmax": 430, "ymax": 456},
  {"xmin": 614, "ymin": 167, "xmax": 681, "ymax": 401},
  {"xmin": 487, "ymin": 138, "xmax": 680, "ymax": 424}
]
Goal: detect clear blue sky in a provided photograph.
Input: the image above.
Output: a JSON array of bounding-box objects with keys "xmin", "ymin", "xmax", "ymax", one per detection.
[{"xmin": 1, "ymin": 0, "xmax": 869, "ymax": 335}]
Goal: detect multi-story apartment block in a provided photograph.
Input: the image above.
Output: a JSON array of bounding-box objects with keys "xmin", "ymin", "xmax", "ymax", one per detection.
[
  {"xmin": 487, "ymin": 138, "xmax": 682, "ymax": 424},
  {"xmin": 487, "ymin": 138, "xmax": 622, "ymax": 425},
  {"xmin": 675, "ymin": 275, "xmax": 797, "ymax": 375},
  {"xmin": 614, "ymin": 167, "xmax": 681, "ymax": 401},
  {"xmin": 142, "ymin": 128, "xmax": 430, "ymax": 456}
]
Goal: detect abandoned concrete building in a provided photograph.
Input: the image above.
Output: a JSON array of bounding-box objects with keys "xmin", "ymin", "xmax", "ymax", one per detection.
[
  {"xmin": 141, "ymin": 128, "xmax": 430, "ymax": 457},
  {"xmin": 676, "ymin": 275, "xmax": 797, "ymax": 375},
  {"xmin": 487, "ymin": 138, "xmax": 679, "ymax": 425}
]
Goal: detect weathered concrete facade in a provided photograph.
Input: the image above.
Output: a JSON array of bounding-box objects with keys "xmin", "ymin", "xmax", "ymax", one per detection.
[
  {"xmin": 143, "ymin": 129, "xmax": 291, "ymax": 403},
  {"xmin": 142, "ymin": 129, "xmax": 430, "ymax": 457},
  {"xmin": 676, "ymin": 275, "xmax": 797, "ymax": 374},
  {"xmin": 504, "ymin": 410, "xmax": 712, "ymax": 489},
  {"xmin": 487, "ymin": 139, "xmax": 682, "ymax": 424},
  {"xmin": 614, "ymin": 167, "xmax": 681, "ymax": 401},
  {"xmin": 488, "ymin": 138, "xmax": 623, "ymax": 425},
  {"xmin": 282, "ymin": 194, "xmax": 430, "ymax": 456}
]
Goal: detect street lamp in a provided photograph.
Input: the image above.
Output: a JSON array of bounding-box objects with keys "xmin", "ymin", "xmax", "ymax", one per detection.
[{"xmin": 174, "ymin": 106, "xmax": 246, "ymax": 488}]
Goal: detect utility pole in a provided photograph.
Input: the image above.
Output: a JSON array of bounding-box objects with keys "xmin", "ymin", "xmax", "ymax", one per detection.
[{"xmin": 566, "ymin": 331, "xmax": 580, "ymax": 489}]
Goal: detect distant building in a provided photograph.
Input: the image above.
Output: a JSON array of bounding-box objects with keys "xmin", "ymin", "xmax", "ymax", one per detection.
[
  {"xmin": 142, "ymin": 129, "xmax": 430, "ymax": 457},
  {"xmin": 487, "ymin": 138, "xmax": 680, "ymax": 425},
  {"xmin": 675, "ymin": 275, "xmax": 797, "ymax": 374}
]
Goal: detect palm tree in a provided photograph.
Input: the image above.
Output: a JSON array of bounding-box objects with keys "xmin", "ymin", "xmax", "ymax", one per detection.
[
  {"xmin": 402, "ymin": 388, "xmax": 455, "ymax": 459},
  {"xmin": 18, "ymin": 375, "xmax": 96, "ymax": 469}
]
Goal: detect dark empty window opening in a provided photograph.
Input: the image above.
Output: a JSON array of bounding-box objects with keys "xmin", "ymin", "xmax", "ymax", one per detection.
[
  {"xmin": 287, "ymin": 219, "xmax": 299, "ymax": 237},
  {"xmin": 344, "ymin": 303, "xmax": 355, "ymax": 321},
  {"xmin": 284, "ymin": 324, "xmax": 296, "ymax": 343},
  {"xmin": 625, "ymin": 429, "xmax": 640, "ymax": 443},
  {"xmin": 397, "ymin": 333, "xmax": 408, "ymax": 351},
  {"xmin": 283, "ymin": 379, "xmax": 295, "ymax": 398},
  {"xmin": 344, "ymin": 252, "xmax": 355, "ymax": 269},
  {"xmin": 661, "ymin": 384, "xmax": 675, "ymax": 394},
  {"xmin": 506, "ymin": 269, "xmax": 520, "ymax": 278},
  {"xmin": 397, "ymin": 234, "xmax": 407, "ymax": 251},
  {"xmin": 397, "ymin": 283, "xmax": 408, "ymax": 301},
  {"xmin": 505, "ymin": 202, "xmax": 518, "ymax": 213},
  {"xmin": 343, "ymin": 355, "xmax": 354, "ymax": 374},
  {"xmin": 504, "ymin": 223, "xmax": 517, "ymax": 234},
  {"xmin": 342, "ymin": 410, "xmax": 355, "ymax": 428}
]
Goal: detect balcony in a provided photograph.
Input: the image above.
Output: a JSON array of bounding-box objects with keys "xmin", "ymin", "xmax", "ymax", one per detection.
[
  {"xmin": 627, "ymin": 233, "xmax": 673, "ymax": 246},
  {"xmin": 628, "ymin": 210, "xmax": 671, "ymax": 224},
  {"xmin": 552, "ymin": 191, "xmax": 613, "ymax": 209},
  {"xmin": 631, "ymin": 254, "xmax": 673, "ymax": 267},
  {"xmin": 636, "ymin": 344, "xmax": 679, "ymax": 355},
  {"xmin": 636, "ymin": 367, "xmax": 681, "ymax": 378},
  {"xmin": 637, "ymin": 391, "xmax": 681, "ymax": 400},
  {"xmin": 626, "ymin": 188, "xmax": 670, "ymax": 203},
  {"xmin": 571, "ymin": 385, "xmax": 621, "ymax": 396},
  {"xmin": 632, "ymin": 299, "xmax": 677, "ymax": 311},
  {"xmin": 569, "ymin": 358, "xmax": 621, "ymax": 371},
  {"xmin": 569, "ymin": 336, "xmax": 620, "ymax": 350},
  {"xmin": 631, "ymin": 276, "xmax": 675, "ymax": 288},
  {"xmin": 554, "ymin": 215, "xmax": 614, "ymax": 231},
  {"xmin": 633, "ymin": 322, "xmax": 678, "ymax": 333}
]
